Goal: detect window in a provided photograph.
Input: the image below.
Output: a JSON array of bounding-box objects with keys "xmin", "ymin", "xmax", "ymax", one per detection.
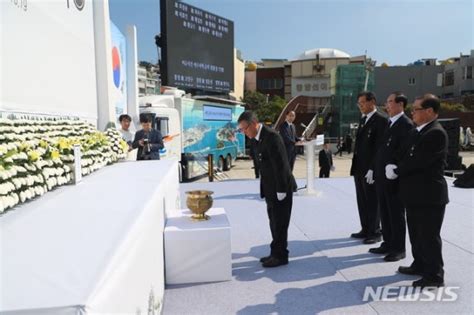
[
  {"xmin": 275, "ymin": 78, "xmax": 283, "ymax": 89},
  {"xmin": 408, "ymin": 77, "xmax": 416, "ymax": 85},
  {"xmin": 464, "ymin": 66, "xmax": 473, "ymax": 79},
  {"xmin": 444, "ymin": 71, "xmax": 454, "ymax": 86},
  {"xmin": 156, "ymin": 117, "xmax": 169, "ymax": 136},
  {"xmin": 257, "ymin": 78, "xmax": 283, "ymax": 90}
]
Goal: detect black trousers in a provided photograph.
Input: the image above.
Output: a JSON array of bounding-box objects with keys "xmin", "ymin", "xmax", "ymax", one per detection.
[
  {"xmin": 354, "ymin": 175, "xmax": 380, "ymax": 236},
  {"xmin": 252, "ymin": 159, "xmax": 260, "ymax": 179},
  {"xmin": 287, "ymin": 148, "xmax": 296, "ymax": 172},
  {"xmin": 376, "ymin": 180, "xmax": 406, "ymax": 253},
  {"xmin": 265, "ymin": 192, "xmax": 293, "ymax": 259},
  {"xmin": 406, "ymin": 205, "xmax": 446, "ymax": 282},
  {"xmin": 319, "ymin": 167, "xmax": 330, "ymax": 178}
]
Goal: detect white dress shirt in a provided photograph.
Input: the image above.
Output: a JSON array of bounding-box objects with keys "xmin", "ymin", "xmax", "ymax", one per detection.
[
  {"xmin": 389, "ymin": 112, "xmax": 404, "ymax": 127},
  {"xmin": 416, "ymin": 119, "xmax": 435, "ymax": 132},
  {"xmin": 362, "ymin": 108, "xmax": 378, "ymax": 123},
  {"xmin": 255, "ymin": 123, "xmax": 263, "ymax": 141}
]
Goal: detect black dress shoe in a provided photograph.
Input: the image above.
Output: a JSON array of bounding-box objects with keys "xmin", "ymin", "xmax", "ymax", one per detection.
[
  {"xmin": 262, "ymin": 256, "xmax": 288, "ymax": 268},
  {"xmin": 369, "ymin": 246, "xmax": 389, "ymax": 254},
  {"xmin": 259, "ymin": 255, "xmax": 271, "ymax": 263},
  {"xmin": 412, "ymin": 278, "xmax": 444, "ymax": 288},
  {"xmin": 384, "ymin": 252, "xmax": 406, "ymax": 262},
  {"xmin": 363, "ymin": 235, "xmax": 382, "ymax": 244},
  {"xmin": 350, "ymin": 231, "xmax": 367, "ymax": 239},
  {"xmin": 398, "ymin": 266, "xmax": 422, "ymax": 276}
]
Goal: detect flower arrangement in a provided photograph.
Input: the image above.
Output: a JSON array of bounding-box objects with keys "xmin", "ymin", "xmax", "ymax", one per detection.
[{"xmin": 0, "ymin": 117, "xmax": 128, "ymax": 213}]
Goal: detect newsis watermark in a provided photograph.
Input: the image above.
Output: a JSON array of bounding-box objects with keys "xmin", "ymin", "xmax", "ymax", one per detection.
[{"xmin": 362, "ymin": 286, "xmax": 460, "ymax": 302}]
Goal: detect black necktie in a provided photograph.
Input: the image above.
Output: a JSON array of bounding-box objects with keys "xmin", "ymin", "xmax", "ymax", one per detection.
[{"xmin": 360, "ymin": 116, "xmax": 367, "ymax": 127}]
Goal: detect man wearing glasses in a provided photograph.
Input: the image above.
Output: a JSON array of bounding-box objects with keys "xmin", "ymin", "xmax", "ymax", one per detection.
[
  {"xmin": 385, "ymin": 94, "xmax": 449, "ymax": 288},
  {"xmin": 350, "ymin": 91, "xmax": 388, "ymax": 244},
  {"xmin": 238, "ymin": 111, "xmax": 296, "ymax": 268}
]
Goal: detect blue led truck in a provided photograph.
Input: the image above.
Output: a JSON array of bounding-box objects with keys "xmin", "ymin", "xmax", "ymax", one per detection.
[{"xmin": 139, "ymin": 89, "xmax": 245, "ymax": 181}]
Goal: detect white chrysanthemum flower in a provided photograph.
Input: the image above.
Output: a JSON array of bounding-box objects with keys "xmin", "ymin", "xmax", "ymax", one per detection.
[
  {"xmin": 28, "ymin": 187, "xmax": 35, "ymax": 198},
  {"xmin": 26, "ymin": 175, "xmax": 35, "ymax": 186},
  {"xmin": 19, "ymin": 191, "xmax": 26, "ymax": 203},
  {"xmin": 12, "ymin": 178, "xmax": 22, "ymax": 190},
  {"xmin": 11, "ymin": 192, "xmax": 19, "ymax": 205}
]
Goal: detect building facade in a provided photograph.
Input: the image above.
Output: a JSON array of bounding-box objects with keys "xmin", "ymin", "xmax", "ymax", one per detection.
[
  {"xmin": 138, "ymin": 64, "xmax": 159, "ymax": 96},
  {"xmin": 256, "ymin": 66, "xmax": 285, "ymax": 99},
  {"xmin": 230, "ymin": 49, "xmax": 245, "ymax": 101},
  {"xmin": 374, "ymin": 50, "xmax": 474, "ymax": 104},
  {"xmin": 374, "ymin": 62, "xmax": 444, "ymax": 104},
  {"xmin": 442, "ymin": 50, "xmax": 474, "ymax": 98}
]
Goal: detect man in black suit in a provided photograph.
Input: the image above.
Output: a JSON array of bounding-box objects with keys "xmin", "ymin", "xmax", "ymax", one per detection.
[
  {"xmin": 132, "ymin": 115, "xmax": 164, "ymax": 160},
  {"xmin": 279, "ymin": 110, "xmax": 298, "ymax": 171},
  {"xmin": 386, "ymin": 95, "xmax": 449, "ymax": 288},
  {"xmin": 318, "ymin": 143, "xmax": 333, "ymax": 178},
  {"xmin": 249, "ymin": 138, "xmax": 260, "ymax": 178},
  {"xmin": 345, "ymin": 134, "xmax": 353, "ymax": 154},
  {"xmin": 350, "ymin": 91, "xmax": 388, "ymax": 244},
  {"xmin": 370, "ymin": 92, "xmax": 414, "ymax": 262},
  {"xmin": 238, "ymin": 111, "xmax": 297, "ymax": 268}
]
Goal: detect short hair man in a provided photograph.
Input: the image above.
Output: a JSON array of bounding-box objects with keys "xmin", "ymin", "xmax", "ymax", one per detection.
[
  {"xmin": 132, "ymin": 115, "xmax": 164, "ymax": 160},
  {"xmin": 279, "ymin": 110, "xmax": 298, "ymax": 171},
  {"xmin": 386, "ymin": 94, "xmax": 449, "ymax": 287},
  {"xmin": 118, "ymin": 114, "xmax": 134, "ymax": 145},
  {"xmin": 350, "ymin": 91, "xmax": 388, "ymax": 244},
  {"xmin": 370, "ymin": 92, "xmax": 414, "ymax": 262},
  {"xmin": 318, "ymin": 143, "xmax": 333, "ymax": 178},
  {"xmin": 238, "ymin": 111, "xmax": 296, "ymax": 267}
]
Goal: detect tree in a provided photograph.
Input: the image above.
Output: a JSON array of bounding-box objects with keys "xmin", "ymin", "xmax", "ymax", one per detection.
[
  {"xmin": 241, "ymin": 91, "xmax": 287, "ymax": 124},
  {"xmin": 241, "ymin": 91, "xmax": 267, "ymax": 111}
]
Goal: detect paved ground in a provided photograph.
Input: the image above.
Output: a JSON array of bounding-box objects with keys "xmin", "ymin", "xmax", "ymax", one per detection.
[
  {"xmin": 164, "ymin": 178, "xmax": 474, "ymax": 314},
  {"xmin": 199, "ymin": 151, "xmax": 474, "ymax": 182}
]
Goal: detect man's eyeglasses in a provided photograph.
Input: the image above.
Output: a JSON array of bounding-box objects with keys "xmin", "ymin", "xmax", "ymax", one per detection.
[
  {"xmin": 238, "ymin": 124, "xmax": 250, "ymax": 133},
  {"xmin": 411, "ymin": 107, "xmax": 427, "ymax": 113}
]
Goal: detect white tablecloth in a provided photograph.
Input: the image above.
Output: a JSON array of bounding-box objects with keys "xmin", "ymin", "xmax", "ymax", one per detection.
[
  {"xmin": 164, "ymin": 207, "xmax": 231, "ymax": 284},
  {"xmin": 0, "ymin": 159, "xmax": 180, "ymax": 314}
]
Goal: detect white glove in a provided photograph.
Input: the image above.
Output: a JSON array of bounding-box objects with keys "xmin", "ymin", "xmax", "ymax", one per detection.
[
  {"xmin": 365, "ymin": 169, "xmax": 375, "ymax": 184},
  {"xmin": 277, "ymin": 192, "xmax": 286, "ymax": 201},
  {"xmin": 385, "ymin": 164, "xmax": 398, "ymax": 180}
]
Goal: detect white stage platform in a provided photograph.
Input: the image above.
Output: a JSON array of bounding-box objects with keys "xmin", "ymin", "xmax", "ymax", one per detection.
[
  {"xmin": 164, "ymin": 177, "xmax": 473, "ymax": 314},
  {"xmin": 0, "ymin": 160, "xmax": 180, "ymax": 314}
]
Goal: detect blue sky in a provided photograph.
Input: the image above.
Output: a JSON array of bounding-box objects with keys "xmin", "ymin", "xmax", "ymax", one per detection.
[{"xmin": 109, "ymin": 0, "xmax": 473, "ymax": 66}]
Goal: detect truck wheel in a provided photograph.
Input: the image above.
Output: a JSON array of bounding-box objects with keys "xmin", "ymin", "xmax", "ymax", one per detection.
[
  {"xmin": 224, "ymin": 154, "xmax": 232, "ymax": 171},
  {"xmin": 218, "ymin": 156, "xmax": 225, "ymax": 171}
]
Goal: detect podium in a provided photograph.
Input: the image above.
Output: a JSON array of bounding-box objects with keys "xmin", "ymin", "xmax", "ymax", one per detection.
[
  {"xmin": 299, "ymin": 135, "xmax": 324, "ymax": 195},
  {"xmin": 164, "ymin": 207, "xmax": 232, "ymax": 284}
]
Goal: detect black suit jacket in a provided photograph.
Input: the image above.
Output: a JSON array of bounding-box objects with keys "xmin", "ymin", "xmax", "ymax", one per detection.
[
  {"xmin": 396, "ymin": 120, "xmax": 449, "ymax": 206},
  {"xmin": 350, "ymin": 111, "xmax": 388, "ymax": 177},
  {"xmin": 132, "ymin": 129, "xmax": 164, "ymax": 160},
  {"xmin": 318, "ymin": 149, "xmax": 333, "ymax": 169},
  {"xmin": 374, "ymin": 114, "xmax": 414, "ymax": 182},
  {"xmin": 279, "ymin": 121, "xmax": 296, "ymax": 156},
  {"xmin": 257, "ymin": 125, "xmax": 297, "ymax": 200}
]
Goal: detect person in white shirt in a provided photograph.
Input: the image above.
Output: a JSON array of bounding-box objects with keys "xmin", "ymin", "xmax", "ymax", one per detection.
[{"xmin": 118, "ymin": 114, "xmax": 134, "ymax": 150}]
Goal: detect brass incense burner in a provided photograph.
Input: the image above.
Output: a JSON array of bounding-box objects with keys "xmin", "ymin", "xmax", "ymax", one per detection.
[{"xmin": 185, "ymin": 190, "xmax": 214, "ymax": 221}]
